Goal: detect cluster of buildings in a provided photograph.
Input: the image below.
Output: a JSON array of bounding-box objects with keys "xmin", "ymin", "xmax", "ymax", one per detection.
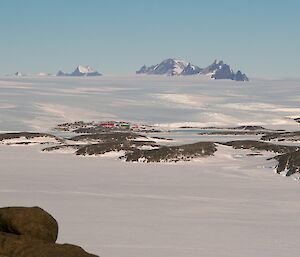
[
  {"xmin": 97, "ymin": 121, "xmax": 137, "ymax": 130},
  {"xmin": 96, "ymin": 120, "xmax": 159, "ymax": 132}
]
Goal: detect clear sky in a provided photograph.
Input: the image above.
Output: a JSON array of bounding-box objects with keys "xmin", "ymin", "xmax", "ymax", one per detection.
[{"xmin": 0, "ymin": 0, "xmax": 299, "ymax": 78}]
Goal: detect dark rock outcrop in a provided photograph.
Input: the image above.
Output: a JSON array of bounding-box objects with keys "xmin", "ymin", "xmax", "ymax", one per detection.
[
  {"xmin": 124, "ymin": 142, "xmax": 217, "ymax": 162},
  {"xmin": 201, "ymin": 60, "xmax": 224, "ymax": 75},
  {"xmin": 222, "ymin": 140, "xmax": 300, "ymax": 177},
  {"xmin": 0, "ymin": 132, "xmax": 60, "ymax": 143},
  {"xmin": 272, "ymin": 150, "xmax": 300, "ymax": 176},
  {"xmin": 231, "ymin": 125, "xmax": 267, "ymax": 130},
  {"xmin": 211, "ymin": 64, "xmax": 234, "ymax": 80},
  {"xmin": 222, "ymin": 140, "xmax": 297, "ymax": 154},
  {"xmin": 75, "ymin": 140, "xmax": 157, "ymax": 156},
  {"xmin": 0, "ymin": 207, "xmax": 97, "ymax": 257},
  {"xmin": 234, "ymin": 70, "xmax": 249, "ymax": 81},
  {"xmin": 70, "ymin": 132, "xmax": 144, "ymax": 143},
  {"xmin": 73, "ymin": 126, "xmax": 113, "ymax": 134},
  {"xmin": 261, "ymin": 131, "xmax": 300, "ymax": 142},
  {"xmin": 43, "ymin": 131, "xmax": 158, "ymax": 156}
]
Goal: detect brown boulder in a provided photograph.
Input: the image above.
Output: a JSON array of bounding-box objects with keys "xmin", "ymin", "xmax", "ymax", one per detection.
[
  {"xmin": 0, "ymin": 232, "xmax": 97, "ymax": 257},
  {"xmin": 0, "ymin": 207, "xmax": 58, "ymax": 243}
]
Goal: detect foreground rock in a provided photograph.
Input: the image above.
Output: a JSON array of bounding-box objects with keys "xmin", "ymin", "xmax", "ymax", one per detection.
[
  {"xmin": 0, "ymin": 207, "xmax": 97, "ymax": 257},
  {"xmin": 0, "ymin": 232, "xmax": 97, "ymax": 257},
  {"xmin": 0, "ymin": 207, "xmax": 58, "ymax": 243}
]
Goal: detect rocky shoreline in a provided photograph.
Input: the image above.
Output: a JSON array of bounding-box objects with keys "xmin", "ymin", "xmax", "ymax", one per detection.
[{"xmin": 1, "ymin": 121, "xmax": 300, "ymax": 178}]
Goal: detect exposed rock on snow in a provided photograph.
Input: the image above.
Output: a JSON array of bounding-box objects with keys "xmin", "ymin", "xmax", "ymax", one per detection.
[
  {"xmin": 222, "ymin": 140, "xmax": 300, "ymax": 177},
  {"xmin": 67, "ymin": 132, "xmax": 158, "ymax": 156},
  {"xmin": 0, "ymin": 206, "xmax": 97, "ymax": 257},
  {"xmin": 223, "ymin": 140, "xmax": 297, "ymax": 154},
  {"xmin": 123, "ymin": 142, "xmax": 217, "ymax": 162},
  {"xmin": 57, "ymin": 66, "xmax": 102, "ymax": 77},
  {"xmin": 55, "ymin": 121, "xmax": 95, "ymax": 132},
  {"xmin": 3, "ymin": 124, "xmax": 300, "ymax": 177},
  {"xmin": 42, "ymin": 144, "xmax": 82, "ymax": 153},
  {"xmin": 75, "ymin": 140, "xmax": 158, "ymax": 156},
  {"xmin": 261, "ymin": 131, "xmax": 300, "ymax": 142},
  {"xmin": 0, "ymin": 132, "xmax": 62, "ymax": 145},
  {"xmin": 294, "ymin": 117, "xmax": 300, "ymax": 123},
  {"xmin": 234, "ymin": 70, "xmax": 249, "ymax": 81},
  {"xmin": 198, "ymin": 130, "xmax": 266, "ymax": 136},
  {"xmin": 272, "ymin": 150, "xmax": 300, "ymax": 177},
  {"xmin": 230, "ymin": 125, "xmax": 268, "ymax": 131},
  {"xmin": 136, "ymin": 58, "xmax": 249, "ymax": 81},
  {"xmin": 70, "ymin": 132, "xmax": 145, "ymax": 143}
]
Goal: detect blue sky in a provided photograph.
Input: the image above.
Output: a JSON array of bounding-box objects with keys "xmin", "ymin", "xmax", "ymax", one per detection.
[{"xmin": 0, "ymin": 0, "xmax": 299, "ymax": 78}]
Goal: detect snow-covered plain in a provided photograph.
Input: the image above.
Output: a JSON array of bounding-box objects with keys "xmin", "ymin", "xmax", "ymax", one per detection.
[
  {"xmin": 0, "ymin": 75, "xmax": 299, "ymax": 131},
  {"xmin": 1, "ymin": 75, "xmax": 300, "ymax": 257}
]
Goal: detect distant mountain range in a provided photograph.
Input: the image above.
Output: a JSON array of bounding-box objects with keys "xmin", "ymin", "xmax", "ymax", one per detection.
[
  {"xmin": 57, "ymin": 65, "xmax": 102, "ymax": 77},
  {"xmin": 136, "ymin": 58, "xmax": 249, "ymax": 81},
  {"xmin": 12, "ymin": 72, "xmax": 52, "ymax": 77},
  {"xmin": 9, "ymin": 60, "xmax": 249, "ymax": 81}
]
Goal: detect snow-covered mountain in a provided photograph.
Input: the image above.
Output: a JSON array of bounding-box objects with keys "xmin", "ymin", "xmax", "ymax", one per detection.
[
  {"xmin": 181, "ymin": 62, "xmax": 203, "ymax": 75},
  {"xmin": 136, "ymin": 58, "xmax": 201, "ymax": 76},
  {"xmin": 136, "ymin": 58, "xmax": 249, "ymax": 81},
  {"xmin": 136, "ymin": 58, "xmax": 185, "ymax": 75},
  {"xmin": 57, "ymin": 65, "xmax": 102, "ymax": 77},
  {"xmin": 202, "ymin": 60, "xmax": 249, "ymax": 81}
]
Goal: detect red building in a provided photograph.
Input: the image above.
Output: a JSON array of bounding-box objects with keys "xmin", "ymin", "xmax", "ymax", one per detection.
[{"xmin": 98, "ymin": 121, "xmax": 116, "ymax": 128}]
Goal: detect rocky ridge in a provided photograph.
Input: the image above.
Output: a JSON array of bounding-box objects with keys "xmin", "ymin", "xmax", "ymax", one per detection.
[{"xmin": 136, "ymin": 58, "xmax": 249, "ymax": 81}]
